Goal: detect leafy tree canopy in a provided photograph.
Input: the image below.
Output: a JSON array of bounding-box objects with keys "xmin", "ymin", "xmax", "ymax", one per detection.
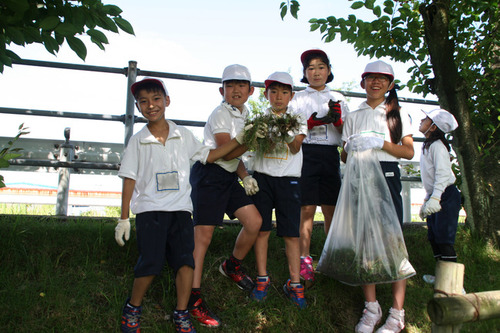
[{"xmin": 0, "ymin": 0, "xmax": 135, "ymax": 72}]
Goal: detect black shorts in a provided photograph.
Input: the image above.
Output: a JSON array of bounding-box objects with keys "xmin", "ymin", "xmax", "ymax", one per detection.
[
  {"xmin": 300, "ymin": 144, "xmax": 341, "ymax": 206},
  {"xmin": 427, "ymin": 185, "xmax": 461, "ymax": 245},
  {"xmin": 380, "ymin": 162, "xmax": 403, "ymax": 227},
  {"xmin": 134, "ymin": 211, "xmax": 195, "ymax": 277},
  {"xmin": 190, "ymin": 162, "xmax": 253, "ymax": 226},
  {"xmin": 252, "ymin": 171, "xmax": 300, "ymax": 237}
]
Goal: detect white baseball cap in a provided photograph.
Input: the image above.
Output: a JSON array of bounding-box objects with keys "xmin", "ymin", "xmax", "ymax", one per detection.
[
  {"xmin": 422, "ymin": 108, "xmax": 458, "ymax": 133},
  {"xmin": 131, "ymin": 77, "xmax": 169, "ymax": 96},
  {"xmin": 264, "ymin": 72, "xmax": 294, "ymax": 90},
  {"xmin": 361, "ymin": 60, "xmax": 394, "ymax": 81},
  {"xmin": 221, "ymin": 64, "xmax": 251, "ymax": 83}
]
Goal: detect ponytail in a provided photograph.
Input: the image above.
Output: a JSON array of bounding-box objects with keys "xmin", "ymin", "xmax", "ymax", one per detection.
[
  {"xmin": 423, "ymin": 128, "xmax": 451, "ymax": 152},
  {"xmin": 385, "ymin": 84, "xmax": 402, "ymax": 144}
]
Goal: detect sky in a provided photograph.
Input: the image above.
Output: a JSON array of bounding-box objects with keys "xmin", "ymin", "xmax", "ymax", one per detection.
[{"xmin": 0, "ymin": 0, "xmax": 437, "ymax": 199}]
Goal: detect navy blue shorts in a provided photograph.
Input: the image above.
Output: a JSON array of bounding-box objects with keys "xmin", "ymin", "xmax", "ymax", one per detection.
[
  {"xmin": 427, "ymin": 185, "xmax": 461, "ymax": 245},
  {"xmin": 190, "ymin": 162, "xmax": 253, "ymax": 226},
  {"xmin": 134, "ymin": 211, "xmax": 195, "ymax": 277},
  {"xmin": 252, "ymin": 171, "xmax": 300, "ymax": 237},
  {"xmin": 300, "ymin": 144, "xmax": 341, "ymax": 206},
  {"xmin": 380, "ymin": 161, "xmax": 403, "ymax": 227}
]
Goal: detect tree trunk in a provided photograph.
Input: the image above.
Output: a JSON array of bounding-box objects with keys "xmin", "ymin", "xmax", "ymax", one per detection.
[{"xmin": 419, "ymin": 1, "xmax": 498, "ymax": 243}]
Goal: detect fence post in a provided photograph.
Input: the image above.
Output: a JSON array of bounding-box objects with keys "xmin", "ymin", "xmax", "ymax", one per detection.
[
  {"xmin": 124, "ymin": 61, "xmax": 138, "ymax": 147},
  {"xmin": 55, "ymin": 127, "xmax": 74, "ymax": 216}
]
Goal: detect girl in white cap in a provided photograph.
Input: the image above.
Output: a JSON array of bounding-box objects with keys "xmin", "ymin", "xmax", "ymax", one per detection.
[
  {"xmin": 419, "ymin": 109, "xmax": 461, "ymax": 267},
  {"xmin": 339, "ymin": 60, "xmax": 415, "ymax": 333}
]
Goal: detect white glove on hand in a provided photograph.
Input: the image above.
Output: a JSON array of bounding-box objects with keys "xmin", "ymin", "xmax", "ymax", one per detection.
[
  {"xmin": 421, "ymin": 197, "xmax": 442, "ymax": 219},
  {"xmin": 348, "ymin": 135, "xmax": 385, "ymax": 152},
  {"xmin": 256, "ymin": 123, "xmax": 268, "ymax": 138},
  {"xmin": 284, "ymin": 130, "xmax": 296, "ymax": 144},
  {"xmin": 115, "ymin": 218, "xmax": 130, "ymax": 246},
  {"xmin": 242, "ymin": 175, "xmax": 259, "ymax": 196}
]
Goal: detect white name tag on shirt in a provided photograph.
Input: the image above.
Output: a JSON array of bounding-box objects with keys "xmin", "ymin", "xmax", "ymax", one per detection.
[
  {"xmin": 385, "ymin": 172, "xmax": 395, "ymax": 177},
  {"xmin": 309, "ymin": 125, "xmax": 328, "ymax": 141},
  {"xmin": 156, "ymin": 171, "xmax": 179, "ymax": 191}
]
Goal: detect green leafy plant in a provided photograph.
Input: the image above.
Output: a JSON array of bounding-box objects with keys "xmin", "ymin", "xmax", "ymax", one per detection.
[{"xmin": 0, "ymin": 123, "xmax": 30, "ymax": 188}]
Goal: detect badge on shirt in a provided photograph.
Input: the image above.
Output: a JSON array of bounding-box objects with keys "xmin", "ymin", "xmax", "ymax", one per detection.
[{"xmin": 156, "ymin": 171, "xmax": 180, "ymax": 191}]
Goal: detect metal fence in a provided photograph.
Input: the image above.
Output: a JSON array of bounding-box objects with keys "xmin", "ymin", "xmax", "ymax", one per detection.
[{"xmin": 1, "ymin": 59, "xmax": 437, "ymax": 217}]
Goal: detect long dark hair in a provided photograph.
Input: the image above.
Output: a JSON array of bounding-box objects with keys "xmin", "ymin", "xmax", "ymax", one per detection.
[
  {"xmin": 423, "ymin": 127, "xmax": 451, "ymax": 152},
  {"xmin": 385, "ymin": 84, "xmax": 402, "ymax": 144}
]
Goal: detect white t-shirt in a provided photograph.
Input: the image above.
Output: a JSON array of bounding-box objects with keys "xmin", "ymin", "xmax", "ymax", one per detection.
[
  {"xmin": 342, "ymin": 101, "xmax": 413, "ymax": 162},
  {"xmin": 420, "ymin": 140, "xmax": 456, "ymax": 201},
  {"xmin": 290, "ymin": 86, "xmax": 349, "ymax": 146},
  {"xmin": 203, "ymin": 101, "xmax": 247, "ymax": 173},
  {"xmin": 252, "ymin": 107, "xmax": 308, "ymax": 178},
  {"xmin": 118, "ymin": 120, "xmax": 210, "ymax": 214}
]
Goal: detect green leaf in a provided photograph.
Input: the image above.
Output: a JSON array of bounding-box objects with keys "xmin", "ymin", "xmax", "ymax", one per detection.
[
  {"xmin": 310, "ymin": 23, "xmax": 320, "ymax": 32},
  {"xmin": 87, "ymin": 28, "xmax": 109, "ymax": 44},
  {"xmin": 66, "ymin": 36, "xmax": 87, "ymax": 60},
  {"xmin": 114, "ymin": 17, "xmax": 135, "ymax": 35},
  {"xmin": 280, "ymin": 5, "xmax": 287, "ymax": 20},
  {"xmin": 5, "ymin": 27, "xmax": 25, "ymax": 45},
  {"xmin": 42, "ymin": 33, "xmax": 59, "ymax": 54},
  {"xmin": 0, "ymin": 159, "xmax": 9, "ymax": 168},
  {"xmin": 373, "ymin": 6, "xmax": 381, "ymax": 17},
  {"xmin": 55, "ymin": 22, "xmax": 79, "ymax": 36},
  {"xmin": 351, "ymin": 1, "xmax": 364, "ymax": 10},
  {"xmin": 40, "ymin": 16, "xmax": 61, "ymax": 30},
  {"xmin": 103, "ymin": 4, "xmax": 122, "ymax": 16}
]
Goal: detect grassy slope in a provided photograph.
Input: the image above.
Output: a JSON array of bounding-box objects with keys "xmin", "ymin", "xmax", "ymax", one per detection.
[{"xmin": 0, "ymin": 215, "xmax": 498, "ymax": 332}]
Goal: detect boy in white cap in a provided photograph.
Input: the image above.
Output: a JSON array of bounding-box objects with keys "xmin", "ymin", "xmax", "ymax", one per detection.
[
  {"xmin": 115, "ymin": 77, "xmax": 245, "ymax": 333},
  {"xmin": 249, "ymin": 72, "xmax": 308, "ymax": 308},
  {"xmin": 419, "ymin": 109, "xmax": 461, "ymax": 267},
  {"xmin": 188, "ymin": 64, "xmax": 262, "ymax": 327}
]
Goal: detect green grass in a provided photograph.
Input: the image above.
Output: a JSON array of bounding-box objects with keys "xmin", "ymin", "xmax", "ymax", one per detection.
[{"xmin": 0, "ymin": 215, "xmax": 498, "ymax": 332}]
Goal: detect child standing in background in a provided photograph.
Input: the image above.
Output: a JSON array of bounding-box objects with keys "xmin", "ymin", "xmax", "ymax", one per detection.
[
  {"xmin": 188, "ymin": 64, "xmax": 262, "ymax": 328},
  {"xmin": 115, "ymin": 77, "xmax": 244, "ymax": 333},
  {"xmin": 289, "ymin": 49, "xmax": 349, "ymax": 284},
  {"xmin": 419, "ymin": 109, "xmax": 461, "ymax": 266},
  {"xmin": 249, "ymin": 72, "xmax": 308, "ymax": 308}
]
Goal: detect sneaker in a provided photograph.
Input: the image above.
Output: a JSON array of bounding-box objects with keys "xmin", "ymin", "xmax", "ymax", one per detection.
[
  {"xmin": 121, "ymin": 298, "xmax": 142, "ymax": 333},
  {"xmin": 189, "ymin": 298, "xmax": 221, "ymax": 328},
  {"xmin": 250, "ymin": 276, "xmax": 270, "ymax": 302},
  {"xmin": 355, "ymin": 301, "xmax": 382, "ymax": 333},
  {"xmin": 300, "ymin": 256, "xmax": 315, "ymax": 282},
  {"xmin": 219, "ymin": 259, "xmax": 254, "ymax": 291},
  {"xmin": 283, "ymin": 279, "xmax": 307, "ymax": 309},
  {"xmin": 375, "ymin": 308, "xmax": 405, "ymax": 333},
  {"xmin": 173, "ymin": 310, "xmax": 196, "ymax": 333}
]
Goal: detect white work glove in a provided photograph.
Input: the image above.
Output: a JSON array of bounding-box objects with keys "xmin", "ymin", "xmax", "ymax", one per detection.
[
  {"xmin": 420, "ymin": 197, "xmax": 442, "ymax": 219},
  {"xmin": 242, "ymin": 175, "xmax": 259, "ymax": 196},
  {"xmin": 115, "ymin": 218, "xmax": 131, "ymax": 246},
  {"xmin": 255, "ymin": 123, "xmax": 268, "ymax": 138},
  {"xmin": 346, "ymin": 134, "xmax": 384, "ymax": 152},
  {"xmin": 284, "ymin": 130, "xmax": 296, "ymax": 144}
]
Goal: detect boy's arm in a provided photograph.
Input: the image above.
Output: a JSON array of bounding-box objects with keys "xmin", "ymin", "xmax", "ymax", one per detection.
[
  {"xmin": 213, "ymin": 132, "xmax": 248, "ymax": 161},
  {"xmin": 120, "ymin": 177, "xmax": 135, "ymax": 219},
  {"xmin": 206, "ymin": 134, "xmax": 245, "ymax": 163},
  {"xmin": 287, "ymin": 134, "xmax": 306, "ymax": 154}
]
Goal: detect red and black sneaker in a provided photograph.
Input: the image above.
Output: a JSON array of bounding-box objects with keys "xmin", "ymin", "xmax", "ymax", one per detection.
[
  {"xmin": 189, "ymin": 298, "xmax": 221, "ymax": 328},
  {"xmin": 219, "ymin": 259, "xmax": 255, "ymax": 291}
]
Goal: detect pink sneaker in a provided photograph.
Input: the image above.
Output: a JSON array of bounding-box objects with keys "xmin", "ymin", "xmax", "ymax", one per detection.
[{"xmin": 300, "ymin": 256, "xmax": 315, "ymax": 282}]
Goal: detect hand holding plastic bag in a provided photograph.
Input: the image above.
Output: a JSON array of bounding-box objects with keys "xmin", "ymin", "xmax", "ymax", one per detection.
[{"xmin": 346, "ymin": 134, "xmax": 384, "ymax": 152}]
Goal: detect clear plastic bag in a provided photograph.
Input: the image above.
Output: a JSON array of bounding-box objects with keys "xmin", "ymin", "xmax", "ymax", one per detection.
[{"xmin": 317, "ymin": 147, "xmax": 416, "ymax": 286}]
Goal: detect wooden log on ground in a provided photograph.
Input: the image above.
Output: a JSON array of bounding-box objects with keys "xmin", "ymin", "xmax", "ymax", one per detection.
[{"xmin": 428, "ymin": 290, "xmax": 500, "ymax": 325}]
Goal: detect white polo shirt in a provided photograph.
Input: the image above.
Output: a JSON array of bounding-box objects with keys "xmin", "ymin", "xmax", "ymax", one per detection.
[
  {"xmin": 252, "ymin": 107, "xmax": 308, "ymax": 178},
  {"xmin": 118, "ymin": 120, "xmax": 210, "ymax": 214},
  {"xmin": 203, "ymin": 101, "xmax": 248, "ymax": 173},
  {"xmin": 290, "ymin": 86, "xmax": 349, "ymax": 146},
  {"xmin": 420, "ymin": 140, "xmax": 456, "ymax": 201},
  {"xmin": 342, "ymin": 101, "xmax": 413, "ymax": 162}
]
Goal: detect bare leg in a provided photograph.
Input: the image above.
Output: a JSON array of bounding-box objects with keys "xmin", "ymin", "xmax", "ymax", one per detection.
[
  {"xmin": 192, "ymin": 225, "xmax": 216, "ymax": 288},
  {"xmin": 284, "ymin": 236, "xmax": 301, "ymax": 283},
  {"xmin": 391, "ymin": 279, "xmax": 406, "ymax": 310},
  {"xmin": 254, "ymin": 231, "xmax": 271, "ymax": 276},
  {"xmin": 232, "ymin": 204, "xmax": 262, "ymax": 260},
  {"xmin": 361, "ymin": 284, "xmax": 377, "ymax": 303},
  {"xmin": 130, "ymin": 275, "xmax": 155, "ymax": 306},
  {"xmin": 299, "ymin": 205, "xmax": 316, "ymax": 257},
  {"xmin": 321, "ymin": 204, "xmax": 335, "ymax": 235},
  {"xmin": 175, "ymin": 266, "xmax": 194, "ymax": 310}
]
